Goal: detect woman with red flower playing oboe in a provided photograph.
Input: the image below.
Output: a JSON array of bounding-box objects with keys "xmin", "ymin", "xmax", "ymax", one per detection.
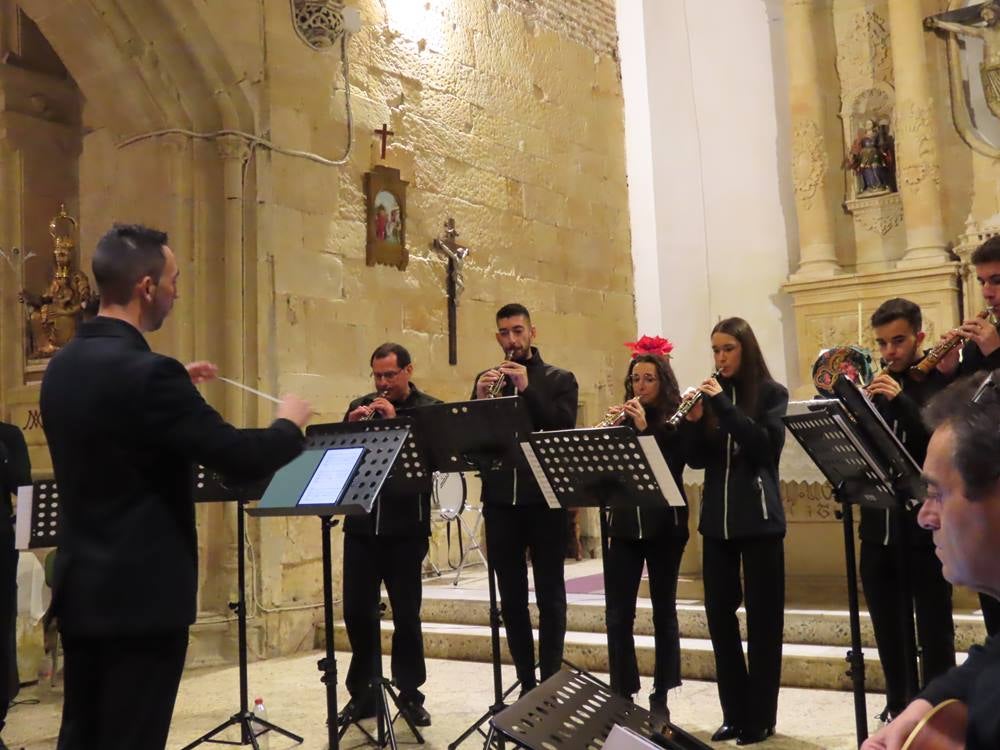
[{"xmin": 604, "ymin": 336, "xmax": 690, "ymax": 728}]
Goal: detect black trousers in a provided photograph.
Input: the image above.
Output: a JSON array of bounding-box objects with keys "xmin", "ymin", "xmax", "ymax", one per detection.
[
  {"xmin": 860, "ymin": 540, "xmax": 955, "ymax": 715},
  {"xmin": 0, "ymin": 519, "xmax": 16, "ymax": 732},
  {"xmin": 702, "ymin": 535, "xmax": 784, "ymax": 734},
  {"xmin": 343, "ymin": 533, "xmax": 428, "ymax": 705},
  {"xmin": 484, "ymin": 504, "xmax": 567, "ymax": 689},
  {"xmin": 980, "ymin": 594, "xmax": 1000, "ymax": 637},
  {"xmin": 605, "ymin": 533, "xmax": 687, "ymax": 700},
  {"xmin": 56, "ymin": 628, "xmax": 188, "ymax": 750}
]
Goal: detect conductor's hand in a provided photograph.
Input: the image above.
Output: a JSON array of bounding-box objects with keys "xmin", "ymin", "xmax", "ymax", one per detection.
[
  {"xmin": 858, "ymin": 699, "xmax": 931, "ymax": 750},
  {"xmin": 186, "ymin": 361, "xmax": 219, "ymax": 384},
  {"xmin": 277, "ymin": 394, "xmax": 313, "ymax": 430}
]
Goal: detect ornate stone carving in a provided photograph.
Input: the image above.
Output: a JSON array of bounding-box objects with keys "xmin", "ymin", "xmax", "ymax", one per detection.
[
  {"xmin": 845, "ymin": 192, "xmax": 904, "ymax": 235},
  {"xmin": 292, "ymin": 0, "xmax": 346, "ymax": 50},
  {"xmin": 792, "ymin": 120, "xmax": 826, "ymax": 208},
  {"xmin": 837, "ymin": 10, "xmax": 893, "ymax": 96},
  {"xmin": 894, "ymin": 100, "xmax": 941, "ymax": 189}
]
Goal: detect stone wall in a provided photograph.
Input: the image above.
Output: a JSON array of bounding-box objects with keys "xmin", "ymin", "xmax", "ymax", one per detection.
[{"xmin": 0, "ymin": 0, "xmax": 635, "ymax": 658}]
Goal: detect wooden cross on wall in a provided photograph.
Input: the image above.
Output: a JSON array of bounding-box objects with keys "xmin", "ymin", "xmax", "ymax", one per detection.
[
  {"xmin": 373, "ymin": 123, "xmax": 394, "ymax": 159},
  {"xmin": 432, "ymin": 218, "xmax": 471, "ymax": 366}
]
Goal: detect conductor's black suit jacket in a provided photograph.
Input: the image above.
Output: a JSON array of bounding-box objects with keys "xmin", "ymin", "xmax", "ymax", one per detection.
[{"xmin": 40, "ymin": 317, "xmax": 305, "ymax": 636}]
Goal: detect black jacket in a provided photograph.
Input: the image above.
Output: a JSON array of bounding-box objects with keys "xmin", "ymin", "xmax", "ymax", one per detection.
[
  {"xmin": 342, "ymin": 383, "xmax": 443, "ymax": 536},
  {"xmin": 682, "ymin": 377, "xmax": 788, "ymax": 540},
  {"xmin": 607, "ymin": 408, "xmax": 689, "ymax": 540},
  {"xmin": 0, "ymin": 423, "xmax": 31, "ymax": 517},
  {"xmin": 40, "ymin": 317, "xmax": 305, "ymax": 636},
  {"xmin": 920, "ymin": 635, "xmax": 1000, "ymax": 750},
  {"xmin": 859, "ymin": 364, "xmax": 947, "ymax": 546},
  {"xmin": 959, "ymin": 338, "xmax": 1000, "ymax": 377},
  {"xmin": 472, "ymin": 347, "xmax": 578, "ymax": 507}
]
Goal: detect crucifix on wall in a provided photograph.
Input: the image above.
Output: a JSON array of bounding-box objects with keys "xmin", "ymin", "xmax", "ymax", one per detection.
[
  {"xmin": 432, "ymin": 218, "xmax": 471, "ymax": 366},
  {"xmin": 373, "ymin": 123, "xmax": 394, "ymax": 159}
]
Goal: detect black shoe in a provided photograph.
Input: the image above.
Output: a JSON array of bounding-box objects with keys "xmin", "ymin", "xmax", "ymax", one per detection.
[
  {"xmin": 648, "ymin": 696, "xmax": 670, "ymax": 728},
  {"xmin": 338, "ymin": 698, "xmax": 376, "ymax": 725},
  {"xmin": 736, "ymin": 726, "xmax": 775, "ymax": 745},
  {"xmin": 711, "ymin": 724, "xmax": 739, "ymax": 742},
  {"xmin": 398, "ymin": 700, "xmax": 432, "ymax": 727}
]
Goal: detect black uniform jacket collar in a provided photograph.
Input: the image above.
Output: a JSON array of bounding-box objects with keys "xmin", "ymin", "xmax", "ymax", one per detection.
[{"xmin": 78, "ymin": 316, "xmax": 151, "ymax": 351}]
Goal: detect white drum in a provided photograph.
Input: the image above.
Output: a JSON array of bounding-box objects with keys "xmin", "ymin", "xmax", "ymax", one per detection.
[{"xmin": 431, "ymin": 471, "xmax": 467, "ymax": 521}]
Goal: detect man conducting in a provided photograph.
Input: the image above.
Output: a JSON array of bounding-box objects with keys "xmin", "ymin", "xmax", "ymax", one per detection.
[{"xmin": 41, "ymin": 224, "xmax": 312, "ymax": 750}]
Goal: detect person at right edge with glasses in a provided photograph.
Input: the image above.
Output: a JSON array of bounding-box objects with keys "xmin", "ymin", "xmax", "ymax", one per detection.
[{"xmin": 679, "ymin": 317, "xmax": 788, "ymax": 746}]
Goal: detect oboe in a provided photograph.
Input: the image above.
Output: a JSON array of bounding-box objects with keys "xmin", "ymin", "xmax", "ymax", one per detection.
[
  {"xmin": 486, "ymin": 350, "xmax": 513, "ymax": 398},
  {"xmin": 909, "ymin": 308, "xmax": 1000, "ymax": 381},
  {"xmin": 667, "ymin": 369, "xmax": 722, "ymax": 426},
  {"xmin": 361, "ymin": 390, "xmax": 389, "ymax": 420}
]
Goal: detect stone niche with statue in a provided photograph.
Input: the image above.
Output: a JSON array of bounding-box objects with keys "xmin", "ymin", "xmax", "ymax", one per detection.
[
  {"xmin": 781, "ymin": 0, "xmax": 1000, "ymax": 398},
  {"xmin": 16, "ymin": 206, "xmax": 96, "ymax": 376}
]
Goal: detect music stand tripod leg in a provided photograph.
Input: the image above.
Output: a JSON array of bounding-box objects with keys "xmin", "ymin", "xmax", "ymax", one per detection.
[
  {"xmin": 835, "ymin": 491, "xmax": 868, "ymax": 746},
  {"xmin": 448, "ymin": 497, "xmax": 516, "ymax": 750},
  {"xmin": 180, "ymin": 499, "xmax": 303, "ymax": 750}
]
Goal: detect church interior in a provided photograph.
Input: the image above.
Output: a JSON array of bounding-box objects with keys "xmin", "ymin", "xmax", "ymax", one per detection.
[{"xmin": 3, "ymin": 0, "xmax": 1000, "ymax": 748}]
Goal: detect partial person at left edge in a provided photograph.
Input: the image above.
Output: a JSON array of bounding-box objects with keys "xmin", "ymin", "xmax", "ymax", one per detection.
[
  {"xmin": 0, "ymin": 421, "xmax": 30, "ymax": 750},
  {"xmin": 39, "ymin": 224, "xmax": 314, "ymax": 750}
]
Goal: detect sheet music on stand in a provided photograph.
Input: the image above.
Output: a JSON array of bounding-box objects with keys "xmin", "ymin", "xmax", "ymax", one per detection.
[
  {"xmin": 523, "ymin": 427, "xmax": 685, "ymax": 510},
  {"xmin": 308, "ymin": 416, "xmax": 431, "ymax": 496}
]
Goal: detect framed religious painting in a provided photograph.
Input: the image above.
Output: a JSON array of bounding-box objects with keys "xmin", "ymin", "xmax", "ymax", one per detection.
[{"xmin": 364, "ymin": 165, "xmax": 408, "ymax": 270}]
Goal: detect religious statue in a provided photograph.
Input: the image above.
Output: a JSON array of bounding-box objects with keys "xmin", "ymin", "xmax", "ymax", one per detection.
[
  {"xmin": 432, "ymin": 218, "xmax": 472, "ymax": 366},
  {"xmin": 926, "ymin": 3, "xmax": 1000, "ymax": 119},
  {"xmin": 846, "ymin": 119, "xmax": 895, "ymax": 197},
  {"xmin": 18, "ymin": 206, "xmax": 97, "ymax": 359}
]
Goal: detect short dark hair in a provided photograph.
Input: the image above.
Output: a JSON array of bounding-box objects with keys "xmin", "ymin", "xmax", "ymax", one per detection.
[
  {"xmin": 370, "ymin": 342, "xmax": 411, "ymax": 369},
  {"xmin": 924, "ymin": 370, "xmax": 1000, "ymax": 501},
  {"xmin": 496, "ymin": 303, "xmax": 531, "ymax": 324},
  {"xmin": 971, "ymin": 235, "xmax": 1000, "ymax": 265},
  {"xmin": 92, "ymin": 224, "xmax": 168, "ymax": 305},
  {"xmin": 871, "ymin": 297, "xmax": 922, "ymax": 333}
]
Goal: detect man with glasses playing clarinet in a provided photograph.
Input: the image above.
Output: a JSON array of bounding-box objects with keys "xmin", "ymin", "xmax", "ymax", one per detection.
[{"xmin": 339, "ymin": 342, "xmax": 442, "ymax": 728}]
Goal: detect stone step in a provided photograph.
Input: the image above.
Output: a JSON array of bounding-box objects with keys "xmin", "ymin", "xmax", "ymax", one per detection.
[
  {"xmin": 331, "ymin": 620, "xmax": 900, "ymax": 692},
  {"xmin": 406, "ymin": 588, "xmax": 990, "ymax": 653}
]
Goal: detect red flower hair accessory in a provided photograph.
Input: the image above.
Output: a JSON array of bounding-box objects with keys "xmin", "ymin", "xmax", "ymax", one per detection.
[{"xmin": 625, "ymin": 335, "xmax": 674, "ymax": 359}]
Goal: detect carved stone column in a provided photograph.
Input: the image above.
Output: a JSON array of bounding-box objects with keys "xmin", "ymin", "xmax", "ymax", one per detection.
[
  {"xmin": 886, "ymin": 0, "xmax": 949, "ymax": 266},
  {"xmin": 784, "ymin": 0, "xmax": 842, "ymax": 278}
]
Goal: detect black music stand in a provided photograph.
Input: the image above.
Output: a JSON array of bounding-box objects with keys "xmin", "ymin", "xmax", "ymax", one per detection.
[
  {"xmin": 249, "ymin": 425, "xmax": 412, "ymax": 750},
  {"xmin": 306, "ymin": 418, "xmax": 431, "ymax": 749},
  {"xmin": 14, "ymin": 480, "xmax": 60, "ymax": 551},
  {"xmin": 522, "ymin": 427, "xmax": 684, "ymax": 709},
  {"xmin": 406, "ymin": 397, "xmax": 535, "ymax": 750},
  {"xmin": 180, "ymin": 468, "xmax": 303, "ymax": 750},
  {"xmin": 783, "ymin": 380, "xmax": 924, "ymax": 747},
  {"xmin": 491, "ymin": 669, "xmax": 711, "ymax": 750}
]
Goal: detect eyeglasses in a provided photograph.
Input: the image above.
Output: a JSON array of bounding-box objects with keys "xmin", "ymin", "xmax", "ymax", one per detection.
[
  {"xmin": 630, "ymin": 374, "xmax": 659, "ymax": 384},
  {"xmin": 372, "ymin": 370, "xmax": 401, "ymax": 382}
]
